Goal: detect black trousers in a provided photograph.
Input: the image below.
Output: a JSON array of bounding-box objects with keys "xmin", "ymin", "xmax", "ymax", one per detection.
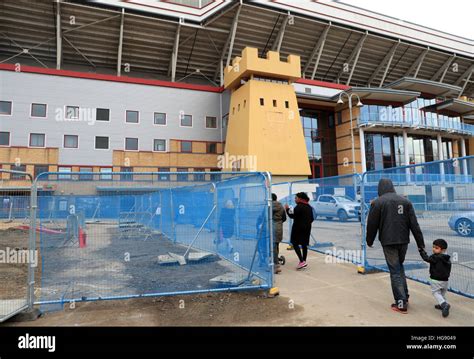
[
  {"xmin": 382, "ymin": 244, "xmax": 409, "ymax": 304},
  {"xmin": 293, "ymin": 245, "xmax": 308, "ymax": 262}
]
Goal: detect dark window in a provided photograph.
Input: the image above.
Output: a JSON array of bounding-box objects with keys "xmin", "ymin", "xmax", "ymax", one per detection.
[
  {"xmin": 181, "ymin": 114, "xmax": 192, "ymax": 127},
  {"xmin": 206, "ymin": 116, "xmax": 217, "ymax": 129},
  {"xmin": 181, "ymin": 141, "xmax": 192, "ymax": 153},
  {"xmin": 153, "ymin": 139, "xmax": 166, "ymax": 152},
  {"xmin": 337, "ymin": 112, "xmax": 342, "ymax": 125},
  {"xmin": 210, "ymin": 168, "xmax": 221, "ymax": 181},
  {"xmin": 125, "ymin": 137, "xmax": 138, "ymax": 151},
  {"xmin": 121, "ymin": 167, "xmax": 133, "ymax": 181},
  {"xmin": 154, "ymin": 112, "xmax": 166, "ymax": 125},
  {"xmin": 11, "ymin": 165, "xmax": 26, "ymax": 180},
  {"xmin": 194, "ymin": 170, "xmax": 205, "ymax": 182},
  {"xmin": 273, "ymin": 100, "xmax": 277, "ymax": 107},
  {"xmin": 285, "ymin": 101, "xmax": 289, "ymax": 109},
  {"xmin": 30, "ymin": 133, "xmax": 45, "ymax": 147},
  {"xmin": 34, "ymin": 165, "xmax": 49, "ymax": 180},
  {"xmin": 65, "ymin": 106, "xmax": 79, "ymax": 119},
  {"xmin": 260, "ymin": 98, "xmax": 264, "ymax": 106},
  {"xmin": 64, "ymin": 135, "xmax": 78, "ymax": 148},
  {"xmin": 31, "ymin": 103, "xmax": 47, "ymax": 117},
  {"xmin": 0, "ymin": 101, "xmax": 12, "ymax": 115},
  {"xmin": 126, "ymin": 110, "xmax": 139, "ymax": 123},
  {"xmin": 0, "ymin": 132, "xmax": 10, "ymax": 146},
  {"xmin": 158, "ymin": 167, "xmax": 170, "ymax": 181},
  {"xmin": 206, "ymin": 143, "xmax": 217, "ymax": 154},
  {"xmin": 95, "ymin": 136, "xmax": 109, "ymax": 149},
  {"xmin": 177, "ymin": 168, "xmax": 188, "ymax": 181},
  {"xmin": 96, "ymin": 108, "xmax": 110, "ymax": 122}
]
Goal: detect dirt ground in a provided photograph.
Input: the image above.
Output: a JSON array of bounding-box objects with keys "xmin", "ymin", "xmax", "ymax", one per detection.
[
  {"xmin": 0, "ymin": 225, "xmax": 30, "ymax": 300},
  {"xmin": 6, "ymin": 291, "xmax": 301, "ymax": 326}
]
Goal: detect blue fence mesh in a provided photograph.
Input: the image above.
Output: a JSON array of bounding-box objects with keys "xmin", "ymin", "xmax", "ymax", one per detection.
[
  {"xmin": 273, "ymin": 174, "xmax": 363, "ymax": 265},
  {"xmin": 361, "ymin": 157, "xmax": 474, "ymax": 298},
  {"xmin": 34, "ymin": 172, "xmax": 273, "ymax": 309}
]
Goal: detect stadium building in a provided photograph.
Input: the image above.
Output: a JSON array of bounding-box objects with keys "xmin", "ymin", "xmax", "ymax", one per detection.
[{"xmin": 0, "ymin": 0, "xmax": 473, "ymax": 185}]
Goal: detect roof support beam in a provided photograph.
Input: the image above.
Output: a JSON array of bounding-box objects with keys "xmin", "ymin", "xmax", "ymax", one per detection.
[
  {"xmin": 458, "ymin": 68, "xmax": 473, "ymax": 98},
  {"xmin": 302, "ymin": 24, "xmax": 330, "ymax": 79},
  {"xmin": 169, "ymin": 21, "xmax": 182, "ymax": 82},
  {"xmin": 116, "ymin": 8, "xmax": 125, "ymax": 76},
  {"xmin": 367, "ymin": 40, "xmax": 400, "ymax": 87},
  {"xmin": 405, "ymin": 48, "xmax": 429, "ymax": 78},
  {"xmin": 63, "ymin": 36, "xmax": 96, "ymax": 68},
  {"xmin": 454, "ymin": 64, "xmax": 474, "ymax": 86},
  {"xmin": 271, "ymin": 14, "xmax": 290, "ymax": 52},
  {"xmin": 336, "ymin": 32, "xmax": 367, "ymax": 84},
  {"xmin": 55, "ymin": 0, "xmax": 62, "ymax": 70},
  {"xmin": 431, "ymin": 54, "xmax": 456, "ymax": 82},
  {"xmin": 213, "ymin": 4, "xmax": 242, "ymax": 82}
]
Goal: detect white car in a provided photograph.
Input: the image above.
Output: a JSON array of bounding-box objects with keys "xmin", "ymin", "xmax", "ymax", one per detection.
[{"xmin": 311, "ymin": 195, "xmax": 361, "ymax": 222}]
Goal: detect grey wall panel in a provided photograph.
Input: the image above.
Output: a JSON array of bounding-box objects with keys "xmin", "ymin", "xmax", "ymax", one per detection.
[{"xmin": 0, "ymin": 71, "xmax": 223, "ymax": 166}]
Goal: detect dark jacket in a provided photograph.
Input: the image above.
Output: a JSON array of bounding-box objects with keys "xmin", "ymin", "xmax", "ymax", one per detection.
[
  {"xmin": 286, "ymin": 202, "xmax": 314, "ymax": 246},
  {"xmin": 219, "ymin": 207, "xmax": 235, "ymax": 238},
  {"xmin": 366, "ymin": 179, "xmax": 425, "ymax": 248},
  {"xmin": 272, "ymin": 200, "xmax": 286, "ymax": 243},
  {"xmin": 419, "ymin": 250, "xmax": 451, "ymax": 281}
]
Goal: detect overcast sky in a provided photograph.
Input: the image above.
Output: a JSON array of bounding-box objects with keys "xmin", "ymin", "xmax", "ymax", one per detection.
[{"xmin": 338, "ymin": 0, "xmax": 473, "ymax": 39}]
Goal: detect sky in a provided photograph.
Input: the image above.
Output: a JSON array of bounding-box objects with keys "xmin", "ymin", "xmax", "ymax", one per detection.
[{"xmin": 337, "ymin": 0, "xmax": 473, "ymax": 39}]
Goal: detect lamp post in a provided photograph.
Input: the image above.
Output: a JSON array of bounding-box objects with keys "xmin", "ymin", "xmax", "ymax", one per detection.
[{"xmin": 337, "ymin": 92, "xmax": 363, "ymax": 174}]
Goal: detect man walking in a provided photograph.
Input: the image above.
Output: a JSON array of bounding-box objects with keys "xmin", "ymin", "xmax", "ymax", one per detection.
[{"xmin": 366, "ymin": 178, "xmax": 425, "ymax": 314}]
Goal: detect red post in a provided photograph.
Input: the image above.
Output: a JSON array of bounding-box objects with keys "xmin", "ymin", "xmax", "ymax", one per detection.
[{"xmin": 79, "ymin": 228, "xmax": 87, "ymax": 248}]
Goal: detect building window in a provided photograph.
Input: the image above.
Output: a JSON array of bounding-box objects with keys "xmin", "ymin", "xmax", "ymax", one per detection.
[
  {"xmin": 58, "ymin": 166, "xmax": 72, "ymax": 180},
  {"xmin": 273, "ymin": 100, "xmax": 277, "ymax": 107},
  {"xmin": 153, "ymin": 139, "xmax": 166, "ymax": 152},
  {"xmin": 336, "ymin": 112, "xmax": 342, "ymax": 125},
  {"xmin": 65, "ymin": 106, "xmax": 79, "ymax": 119},
  {"xmin": 194, "ymin": 169, "xmax": 205, "ymax": 182},
  {"xmin": 0, "ymin": 101, "xmax": 12, "ymax": 115},
  {"xmin": 206, "ymin": 116, "xmax": 217, "ymax": 129},
  {"xmin": 158, "ymin": 167, "xmax": 170, "ymax": 181},
  {"xmin": 64, "ymin": 135, "xmax": 78, "ymax": 149},
  {"xmin": 100, "ymin": 168, "xmax": 112, "ymax": 180},
  {"xmin": 95, "ymin": 136, "xmax": 109, "ymax": 150},
  {"xmin": 260, "ymin": 98, "xmax": 264, "ymax": 106},
  {"xmin": 31, "ymin": 103, "xmax": 47, "ymax": 118},
  {"xmin": 206, "ymin": 142, "xmax": 217, "ymax": 154},
  {"xmin": 79, "ymin": 167, "xmax": 93, "ymax": 181},
  {"xmin": 181, "ymin": 141, "xmax": 192, "ymax": 153},
  {"xmin": 154, "ymin": 112, "xmax": 167, "ymax": 125},
  {"xmin": 121, "ymin": 167, "xmax": 133, "ymax": 181},
  {"xmin": 181, "ymin": 114, "xmax": 192, "ymax": 127},
  {"xmin": 285, "ymin": 101, "xmax": 289, "ymax": 109},
  {"xmin": 96, "ymin": 108, "xmax": 110, "ymax": 122},
  {"xmin": 125, "ymin": 137, "xmax": 139, "ymax": 151},
  {"xmin": 244, "ymin": 100, "xmax": 247, "ymax": 108},
  {"xmin": 0, "ymin": 132, "xmax": 10, "ymax": 146},
  {"xmin": 126, "ymin": 110, "xmax": 139, "ymax": 123},
  {"xmin": 177, "ymin": 168, "xmax": 188, "ymax": 181},
  {"xmin": 11, "ymin": 165, "xmax": 26, "ymax": 180},
  {"xmin": 210, "ymin": 168, "xmax": 221, "ymax": 181},
  {"xmin": 30, "ymin": 133, "xmax": 45, "ymax": 147},
  {"xmin": 34, "ymin": 165, "xmax": 49, "ymax": 180}
]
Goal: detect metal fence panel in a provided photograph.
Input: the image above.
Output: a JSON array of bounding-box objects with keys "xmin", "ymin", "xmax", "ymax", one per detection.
[
  {"xmin": 34, "ymin": 172, "xmax": 273, "ymax": 310},
  {"xmin": 361, "ymin": 156, "xmax": 474, "ymax": 298},
  {"xmin": 275, "ymin": 174, "xmax": 363, "ymax": 265},
  {"xmin": 0, "ymin": 169, "xmax": 35, "ymax": 322}
]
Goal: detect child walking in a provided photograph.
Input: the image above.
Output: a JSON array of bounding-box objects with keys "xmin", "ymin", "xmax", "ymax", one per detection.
[{"xmin": 419, "ymin": 239, "xmax": 452, "ymax": 318}]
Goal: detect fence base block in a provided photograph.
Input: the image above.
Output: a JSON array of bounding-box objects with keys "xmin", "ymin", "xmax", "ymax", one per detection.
[{"xmin": 267, "ymin": 287, "xmax": 280, "ymax": 298}]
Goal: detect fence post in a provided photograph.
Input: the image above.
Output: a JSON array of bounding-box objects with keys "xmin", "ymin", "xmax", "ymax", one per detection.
[
  {"xmin": 358, "ymin": 172, "xmax": 368, "ymax": 274},
  {"xmin": 27, "ymin": 176, "xmax": 37, "ymax": 311}
]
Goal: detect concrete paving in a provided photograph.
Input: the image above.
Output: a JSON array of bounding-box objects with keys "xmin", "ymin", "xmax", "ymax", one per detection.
[{"xmin": 268, "ymin": 249, "xmax": 474, "ymax": 326}]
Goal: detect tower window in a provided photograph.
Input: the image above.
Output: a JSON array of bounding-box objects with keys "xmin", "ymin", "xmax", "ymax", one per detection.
[
  {"xmin": 273, "ymin": 100, "xmax": 277, "ymax": 107},
  {"xmin": 260, "ymin": 98, "xmax": 264, "ymax": 106},
  {"xmin": 285, "ymin": 101, "xmax": 289, "ymax": 109}
]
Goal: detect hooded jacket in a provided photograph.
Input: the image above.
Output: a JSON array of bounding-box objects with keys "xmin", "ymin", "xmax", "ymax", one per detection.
[
  {"xmin": 419, "ymin": 249, "xmax": 451, "ymax": 281},
  {"xmin": 366, "ymin": 179, "xmax": 425, "ymax": 248}
]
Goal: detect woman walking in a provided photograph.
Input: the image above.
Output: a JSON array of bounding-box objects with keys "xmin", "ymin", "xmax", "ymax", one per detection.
[{"xmin": 285, "ymin": 192, "xmax": 314, "ymax": 270}]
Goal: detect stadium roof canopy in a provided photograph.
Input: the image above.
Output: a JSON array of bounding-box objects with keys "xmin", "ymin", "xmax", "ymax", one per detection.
[{"xmin": 0, "ymin": 0, "xmax": 472, "ymax": 97}]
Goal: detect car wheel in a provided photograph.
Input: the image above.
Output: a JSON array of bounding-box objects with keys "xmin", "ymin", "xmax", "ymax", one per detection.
[
  {"xmin": 338, "ymin": 209, "xmax": 348, "ymax": 222},
  {"xmin": 455, "ymin": 218, "xmax": 472, "ymax": 237}
]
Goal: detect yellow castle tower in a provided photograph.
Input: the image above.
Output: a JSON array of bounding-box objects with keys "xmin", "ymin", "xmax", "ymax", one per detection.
[{"xmin": 223, "ymin": 47, "xmax": 311, "ymax": 180}]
